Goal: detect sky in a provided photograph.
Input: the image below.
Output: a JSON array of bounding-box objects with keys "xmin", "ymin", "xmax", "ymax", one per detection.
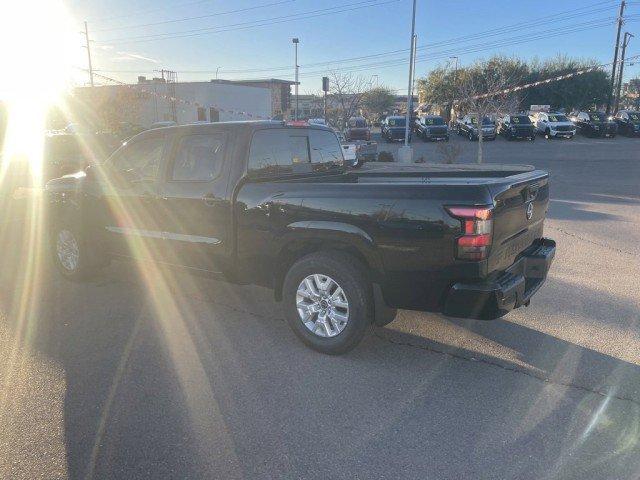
[{"xmin": 66, "ymin": 0, "xmax": 640, "ymax": 94}]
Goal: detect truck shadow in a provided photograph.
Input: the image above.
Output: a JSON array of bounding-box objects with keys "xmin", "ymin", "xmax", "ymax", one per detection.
[{"xmin": 2, "ymin": 258, "xmax": 640, "ymax": 479}]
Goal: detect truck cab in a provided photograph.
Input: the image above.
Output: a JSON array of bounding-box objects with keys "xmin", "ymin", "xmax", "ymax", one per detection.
[
  {"xmin": 345, "ymin": 117, "xmax": 371, "ymax": 142},
  {"xmin": 531, "ymin": 112, "xmax": 576, "ymax": 139},
  {"xmin": 381, "ymin": 116, "xmax": 410, "ymax": 142},
  {"xmin": 415, "ymin": 115, "xmax": 449, "ymax": 142},
  {"xmin": 614, "ymin": 110, "xmax": 640, "ymax": 137},
  {"xmin": 457, "ymin": 114, "xmax": 497, "ymax": 141},
  {"xmin": 569, "ymin": 111, "xmax": 617, "ymax": 138},
  {"xmin": 497, "ymin": 114, "xmax": 535, "ymax": 141}
]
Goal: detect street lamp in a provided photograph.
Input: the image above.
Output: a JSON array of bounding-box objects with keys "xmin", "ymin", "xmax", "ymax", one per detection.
[
  {"xmin": 399, "ymin": 0, "xmax": 417, "ymax": 163},
  {"xmin": 292, "ymin": 37, "xmax": 299, "ymax": 120},
  {"xmin": 449, "ymin": 56, "xmax": 458, "ymax": 124}
]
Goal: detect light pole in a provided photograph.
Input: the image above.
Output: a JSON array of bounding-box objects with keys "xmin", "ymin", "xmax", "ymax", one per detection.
[
  {"xmin": 293, "ymin": 38, "xmax": 299, "ymax": 120},
  {"xmin": 449, "ymin": 56, "xmax": 458, "ymax": 124},
  {"xmin": 399, "ymin": 0, "xmax": 417, "ymax": 163}
]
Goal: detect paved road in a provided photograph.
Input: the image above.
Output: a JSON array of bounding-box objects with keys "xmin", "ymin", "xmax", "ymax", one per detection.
[{"xmin": 1, "ymin": 136, "xmax": 639, "ymax": 479}]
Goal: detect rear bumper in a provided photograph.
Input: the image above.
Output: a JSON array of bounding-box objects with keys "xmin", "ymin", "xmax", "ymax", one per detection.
[{"xmin": 443, "ymin": 238, "xmax": 556, "ymax": 320}]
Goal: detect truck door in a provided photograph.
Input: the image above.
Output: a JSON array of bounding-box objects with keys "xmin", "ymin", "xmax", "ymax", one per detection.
[
  {"xmin": 156, "ymin": 130, "xmax": 232, "ymax": 273},
  {"xmin": 101, "ymin": 131, "xmax": 169, "ymax": 261}
]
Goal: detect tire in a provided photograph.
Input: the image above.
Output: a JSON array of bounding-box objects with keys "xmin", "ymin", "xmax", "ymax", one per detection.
[
  {"xmin": 468, "ymin": 131, "xmax": 474, "ymax": 141},
  {"xmin": 530, "ymin": 136, "xmax": 535, "ymax": 141},
  {"xmin": 51, "ymin": 213, "xmax": 108, "ymax": 280},
  {"xmin": 545, "ymin": 128, "xmax": 551, "ymax": 139},
  {"xmin": 282, "ymin": 251, "xmax": 373, "ymax": 355}
]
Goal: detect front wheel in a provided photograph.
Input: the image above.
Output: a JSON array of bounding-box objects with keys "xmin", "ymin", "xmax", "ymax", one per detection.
[
  {"xmin": 51, "ymin": 218, "xmax": 108, "ymax": 280},
  {"xmin": 282, "ymin": 252, "xmax": 373, "ymax": 354}
]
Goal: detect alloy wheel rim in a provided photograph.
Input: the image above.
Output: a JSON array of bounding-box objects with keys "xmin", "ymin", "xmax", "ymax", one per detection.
[
  {"xmin": 56, "ymin": 229, "xmax": 79, "ymax": 271},
  {"xmin": 296, "ymin": 274, "xmax": 349, "ymax": 338}
]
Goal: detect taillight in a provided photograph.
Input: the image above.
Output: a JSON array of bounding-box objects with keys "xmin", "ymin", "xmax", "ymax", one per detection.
[{"xmin": 446, "ymin": 206, "xmax": 493, "ymax": 261}]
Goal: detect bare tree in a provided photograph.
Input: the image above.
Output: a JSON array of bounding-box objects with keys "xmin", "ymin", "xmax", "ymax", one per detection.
[
  {"xmin": 456, "ymin": 61, "xmax": 522, "ymax": 163},
  {"xmin": 328, "ymin": 71, "xmax": 371, "ymax": 130}
]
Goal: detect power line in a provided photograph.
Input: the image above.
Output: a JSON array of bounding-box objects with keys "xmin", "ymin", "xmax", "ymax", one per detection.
[
  {"xmin": 95, "ymin": 0, "xmax": 626, "ymax": 74},
  {"xmin": 93, "ymin": 17, "xmax": 626, "ymax": 80},
  {"xmin": 95, "ymin": 0, "xmax": 399, "ymax": 44},
  {"xmin": 295, "ymin": 17, "xmax": 620, "ymax": 78},
  {"xmin": 88, "ymin": 3, "xmax": 639, "ymax": 84},
  {"xmin": 93, "ymin": 0, "xmax": 296, "ymax": 32},
  {"xmin": 88, "ymin": 0, "xmax": 224, "ymax": 24}
]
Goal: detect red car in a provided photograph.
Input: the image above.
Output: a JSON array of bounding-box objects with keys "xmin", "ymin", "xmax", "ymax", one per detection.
[{"xmin": 345, "ymin": 117, "xmax": 371, "ymax": 141}]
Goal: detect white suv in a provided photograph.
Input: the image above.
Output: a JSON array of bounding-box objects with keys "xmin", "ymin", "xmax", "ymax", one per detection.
[{"xmin": 530, "ymin": 112, "xmax": 576, "ymax": 139}]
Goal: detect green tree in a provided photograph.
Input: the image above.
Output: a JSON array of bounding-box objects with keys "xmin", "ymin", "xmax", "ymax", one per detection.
[
  {"xmin": 361, "ymin": 86, "xmax": 396, "ymax": 121},
  {"xmin": 417, "ymin": 54, "xmax": 610, "ymax": 113},
  {"xmin": 524, "ymin": 56, "xmax": 610, "ymax": 110}
]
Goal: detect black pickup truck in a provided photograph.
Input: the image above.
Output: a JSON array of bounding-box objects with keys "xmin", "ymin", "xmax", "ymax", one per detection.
[{"xmin": 46, "ymin": 122, "xmax": 555, "ymax": 354}]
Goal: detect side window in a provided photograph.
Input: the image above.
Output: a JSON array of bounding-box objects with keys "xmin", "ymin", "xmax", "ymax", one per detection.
[
  {"xmin": 248, "ymin": 129, "xmax": 312, "ymax": 176},
  {"xmin": 171, "ymin": 133, "xmax": 226, "ymax": 182},
  {"xmin": 309, "ymin": 129, "xmax": 343, "ymax": 171},
  {"xmin": 111, "ymin": 135, "xmax": 165, "ymax": 181}
]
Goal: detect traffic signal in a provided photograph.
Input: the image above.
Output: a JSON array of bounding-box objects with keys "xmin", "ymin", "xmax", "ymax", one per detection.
[{"xmin": 322, "ymin": 76, "xmax": 329, "ymax": 92}]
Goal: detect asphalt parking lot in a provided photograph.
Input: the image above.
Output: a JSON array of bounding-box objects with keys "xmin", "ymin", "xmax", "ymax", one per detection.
[{"xmin": 1, "ymin": 135, "xmax": 639, "ymax": 479}]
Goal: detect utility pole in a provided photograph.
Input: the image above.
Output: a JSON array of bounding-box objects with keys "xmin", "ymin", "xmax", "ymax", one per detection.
[
  {"xmin": 400, "ymin": 0, "xmax": 417, "ymax": 162},
  {"xmin": 615, "ymin": 32, "xmax": 634, "ymax": 113},
  {"xmin": 83, "ymin": 21, "xmax": 94, "ymax": 87},
  {"xmin": 293, "ymin": 38, "xmax": 299, "ymax": 120},
  {"xmin": 606, "ymin": 0, "xmax": 626, "ymax": 115}
]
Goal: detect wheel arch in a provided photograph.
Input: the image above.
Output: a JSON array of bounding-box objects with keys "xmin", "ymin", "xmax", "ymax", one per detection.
[{"xmin": 273, "ymin": 221, "xmax": 384, "ymax": 301}]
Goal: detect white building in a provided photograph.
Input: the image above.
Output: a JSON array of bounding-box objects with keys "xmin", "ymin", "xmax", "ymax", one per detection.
[{"xmin": 75, "ymin": 78, "xmax": 274, "ymax": 128}]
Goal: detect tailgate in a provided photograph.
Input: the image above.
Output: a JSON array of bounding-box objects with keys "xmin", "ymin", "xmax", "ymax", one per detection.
[{"xmin": 487, "ymin": 172, "xmax": 549, "ymax": 273}]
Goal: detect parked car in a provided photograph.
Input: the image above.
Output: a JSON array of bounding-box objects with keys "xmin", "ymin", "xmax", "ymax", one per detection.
[
  {"xmin": 415, "ymin": 115, "xmax": 449, "ymax": 141},
  {"xmin": 345, "ymin": 117, "xmax": 371, "ymax": 141},
  {"xmin": 530, "ymin": 112, "xmax": 576, "ymax": 139},
  {"xmin": 613, "ymin": 110, "xmax": 640, "ymax": 137},
  {"xmin": 456, "ymin": 114, "xmax": 497, "ymax": 141},
  {"xmin": 46, "ymin": 121, "xmax": 555, "ymax": 354},
  {"xmin": 568, "ymin": 111, "xmax": 617, "ymax": 138},
  {"xmin": 381, "ymin": 116, "xmax": 410, "ymax": 142},
  {"xmin": 497, "ymin": 114, "xmax": 535, "ymax": 141}
]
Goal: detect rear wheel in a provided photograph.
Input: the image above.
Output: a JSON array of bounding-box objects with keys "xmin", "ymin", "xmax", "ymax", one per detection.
[{"xmin": 282, "ymin": 252, "xmax": 373, "ymax": 354}]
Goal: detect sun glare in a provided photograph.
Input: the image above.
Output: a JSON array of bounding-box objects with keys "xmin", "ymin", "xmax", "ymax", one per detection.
[{"xmin": 1, "ymin": 0, "xmax": 82, "ymax": 178}]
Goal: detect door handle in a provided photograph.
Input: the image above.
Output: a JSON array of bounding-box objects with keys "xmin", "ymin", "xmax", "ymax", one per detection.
[{"xmin": 203, "ymin": 194, "xmax": 218, "ymax": 206}]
